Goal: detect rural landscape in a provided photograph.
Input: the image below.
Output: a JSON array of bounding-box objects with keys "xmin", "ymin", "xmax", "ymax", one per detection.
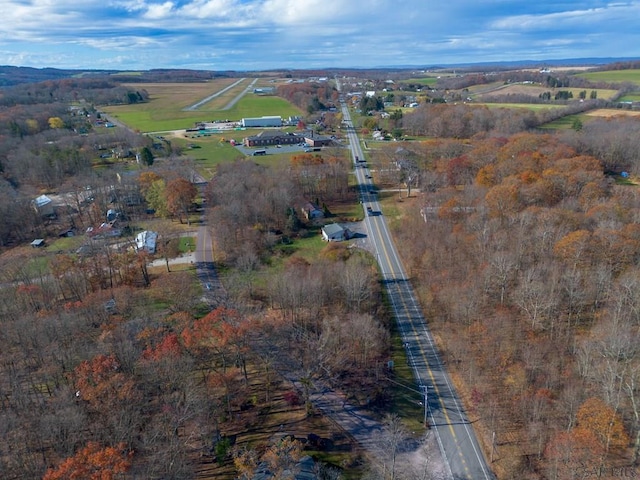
[{"xmin": 2, "ymin": 60, "xmax": 640, "ymax": 480}]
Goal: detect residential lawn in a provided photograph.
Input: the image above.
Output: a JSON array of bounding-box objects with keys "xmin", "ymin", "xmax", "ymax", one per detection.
[
  {"xmin": 45, "ymin": 235, "xmax": 84, "ymax": 253},
  {"xmin": 576, "ymin": 69, "xmax": 640, "ymax": 86},
  {"xmin": 179, "ymin": 236, "xmax": 196, "ymax": 253}
]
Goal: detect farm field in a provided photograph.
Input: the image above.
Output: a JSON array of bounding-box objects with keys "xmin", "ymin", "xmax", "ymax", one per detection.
[
  {"xmin": 399, "ymin": 77, "xmax": 438, "ymax": 87},
  {"xmin": 471, "ymin": 83, "xmax": 618, "ymax": 100},
  {"xmin": 585, "ymin": 108, "xmax": 640, "ymax": 118},
  {"xmin": 576, "ymin": 68, "xmax": 640, "ymax": 85},
  {"xmin": 102, "ymin": 79, "xmax": 303, "ymax": 132},
  {"xmin": 478, "ymin": 102, "xmax": 565, "ymax": 111}
]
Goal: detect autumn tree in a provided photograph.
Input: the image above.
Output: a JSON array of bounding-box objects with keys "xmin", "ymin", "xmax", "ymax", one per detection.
[
  {"xmin": 576, "ymin": 397, "xmax": 629, "ymax": 453},
  {"xmin": 73, "ymin": 353, "xmax": 139, "ymax": 411},
  {"xmin": 166, "ymin": 177, "xmax": 197, "ymax": 224},
  {"xmin": 43, "ymin": 441, "xmax": 132, "ymax": 480}
]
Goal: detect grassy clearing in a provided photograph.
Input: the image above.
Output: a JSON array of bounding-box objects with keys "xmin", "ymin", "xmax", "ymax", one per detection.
[
  {"xmin": 576, "ymin": 69, "xmax": 640, "ymax": 86},
  {"xmin": 102, "ymin": 80, "xmax": 303, "ymax": 133},
  {"xmin": 619, "ymin": 93, "xmax": 640, "ymax": 102},
  {"xmin": 538, "ymin": 113, "xmax": 588, "ymax": 130}
]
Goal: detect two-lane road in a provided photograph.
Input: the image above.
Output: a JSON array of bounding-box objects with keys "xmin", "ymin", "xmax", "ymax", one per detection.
[{"xmin": 340, "ymin": 99, "xmax": 494, "ymax": 480}]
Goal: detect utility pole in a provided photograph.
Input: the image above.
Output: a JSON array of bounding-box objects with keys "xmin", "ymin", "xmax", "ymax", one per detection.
[{"xmin": 421, "ymin": 384, "xmax": 429, "ymax": 427}]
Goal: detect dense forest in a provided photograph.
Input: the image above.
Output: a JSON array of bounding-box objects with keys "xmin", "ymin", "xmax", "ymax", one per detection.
[{"xmin": 376, "ymin": 115, "xmax": 640, "ymax": 477}]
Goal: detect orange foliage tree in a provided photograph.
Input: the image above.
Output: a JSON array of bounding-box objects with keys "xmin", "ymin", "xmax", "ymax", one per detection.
[
  {"xmin": 43, "ymin": 441, "xmax": 133, "ymax": 480},
  {"xmin": 576, "ymin": 397, "xmax": 629, "ymax": 452},
  {"xmin": 73, "ymin": 354, "xmax": 138, "ymax": 410}
]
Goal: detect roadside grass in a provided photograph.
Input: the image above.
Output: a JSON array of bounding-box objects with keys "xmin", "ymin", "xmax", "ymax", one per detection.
[
  {"xmin": 576, "ymin": 69, "xmax": 640, "ymax": 86},
  {"xmin": 388, "ymin": 331, "xmax": 426, "ymax": 434}
]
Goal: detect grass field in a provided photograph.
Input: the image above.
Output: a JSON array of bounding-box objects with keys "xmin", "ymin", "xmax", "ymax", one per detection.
[
  {"xmin": 618, "ymin": 92, "xmax": 640, "ymax": 102},
  {"xmin": 102, "ymin": 79, "xmax": 303, "ymax": 132},
  {"xmin": 400, "ymin": 77, "xmax": 438, "ymax": 87},
  {"xmin": 576, "ymin": 69, "xmax": 640, "ymax": 86},
  {"xmin": 472, "ymin": 83, "xmax": 618, "ymax": 101}
]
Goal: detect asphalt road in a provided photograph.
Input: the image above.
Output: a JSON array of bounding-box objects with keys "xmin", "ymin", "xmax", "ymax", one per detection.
[{"xmin": 339, "ymin": 98, "xmax": 495, "ymax": 480}]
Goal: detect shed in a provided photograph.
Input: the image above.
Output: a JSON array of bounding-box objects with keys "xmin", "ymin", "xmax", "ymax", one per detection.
[
  {"xmin": 301, "ymin": 202, "xmax": 324, "ymax": 220},
  {"xmin": 33, "ymin": 195, "xmax": 54, "ymax": 217},
  {"xmin": 30, "ymin": 238, "xmax": 46, "ymax": 248}
]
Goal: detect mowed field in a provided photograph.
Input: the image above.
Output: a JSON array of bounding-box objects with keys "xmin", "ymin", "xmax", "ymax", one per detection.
[
  {"xmin": 101, "ymin": 78, "xmax": 303, "ymax": 132},
  {"xmin": 577, "ymin": 69, "xmax": 640, "ymax": 86}
]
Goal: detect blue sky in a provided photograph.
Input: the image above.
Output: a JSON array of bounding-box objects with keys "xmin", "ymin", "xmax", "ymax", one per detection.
[{"xmin": 0, "ymin": 0, "xmax": 638, "ymax": 70}]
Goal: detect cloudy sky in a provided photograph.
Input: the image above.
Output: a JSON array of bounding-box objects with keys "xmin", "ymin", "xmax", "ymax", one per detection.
[{"xmin": 0, "ymin": 0, "xmax": 638, "ymax": 71}]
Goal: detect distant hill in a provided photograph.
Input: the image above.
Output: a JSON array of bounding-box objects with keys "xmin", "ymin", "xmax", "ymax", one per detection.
[
  {"xmin": 2, "ymin": 57, "xmax": 640, "ymax": 87},
  {"xmin": 0, "ymin": 65, "xmax": 117, "ymax": 86}
]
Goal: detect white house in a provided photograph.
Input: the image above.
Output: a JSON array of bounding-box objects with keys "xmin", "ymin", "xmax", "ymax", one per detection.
[
  {"xmin": 321, "ymin": 223, "xmax": 350, "ymax": 242},
  {"xmin": 135, "ymin": 230, "xmax": 158, "ymax": 254}
]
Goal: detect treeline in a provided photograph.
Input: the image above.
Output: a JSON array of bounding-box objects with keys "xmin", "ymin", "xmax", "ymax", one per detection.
[
  {"xmin": 114, "ymin": 69, "xmax": 237, "ymax": 83},
  {"xmin": 386, "ymin": 125, "xmax": 640, "ymax": 477},
  {"xmin": 0, "ymin": 78, "xmax": 149, "ymax": 107},
  {"xmin": 276, "ymin": 81, "xmax": 338, "ymax": 113},
  {"xmin": 401, "ymin": 103, "xmax": 539, "ymax": 137},
  {"xmin": 436, "ymin": 69, "xmax": 619, "ymax": 91}
]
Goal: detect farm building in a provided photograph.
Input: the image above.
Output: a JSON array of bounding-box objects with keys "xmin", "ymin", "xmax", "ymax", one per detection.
[
  {"xmin": 241, "ymin": 116, "xmax": 282, "ymax": 128},
  {"xmin": 244, "ymin": 130, "xmax": 304, "ymax": 147}
]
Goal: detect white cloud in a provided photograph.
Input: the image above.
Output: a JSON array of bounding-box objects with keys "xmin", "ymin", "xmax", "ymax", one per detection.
[
  {"xmin": 143, "ymin": 1, "xmax": 175, "ymax": 19},
  {"xmin": 490, "ymin": 2, "xmax": 640, "ymax": 31}
]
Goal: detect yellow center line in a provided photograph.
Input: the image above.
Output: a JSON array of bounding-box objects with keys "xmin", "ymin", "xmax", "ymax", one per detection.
[{"xmin": 369, "ymin": 215, "xmax": 473, "ymax": 478}]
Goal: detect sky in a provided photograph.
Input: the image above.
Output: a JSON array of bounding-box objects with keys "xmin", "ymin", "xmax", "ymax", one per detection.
[{"xmin": 0, "ymin": 0, "xmax": 639, "ymax": 71}]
